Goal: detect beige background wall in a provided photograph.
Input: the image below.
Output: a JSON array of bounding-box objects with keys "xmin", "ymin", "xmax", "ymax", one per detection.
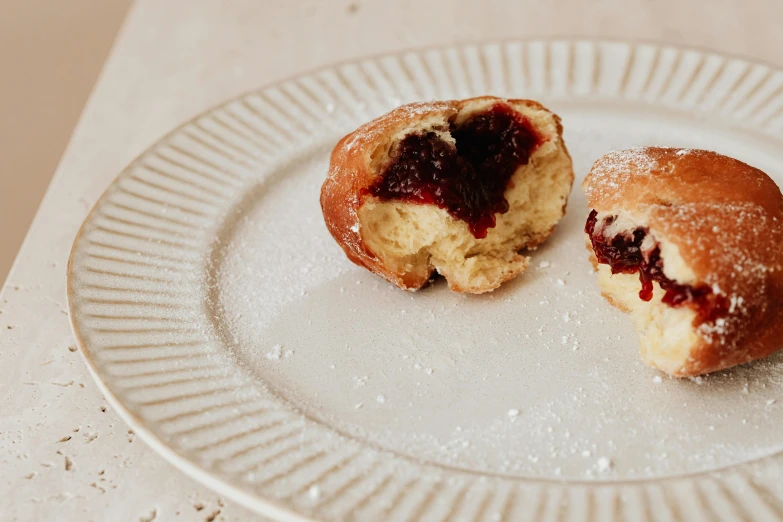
[{"xmin": 0, "ymin": 0, "xmax": 131, "ymax": 285}]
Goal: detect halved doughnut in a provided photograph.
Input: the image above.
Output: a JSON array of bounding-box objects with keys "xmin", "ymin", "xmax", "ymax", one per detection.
[
  {"xmin": 584, "ymin": 147, "xmax": 783, "ymax": 376},
  {"xmin": 321, "ymin": 96, "xmax": 574, "ymax": 293}
]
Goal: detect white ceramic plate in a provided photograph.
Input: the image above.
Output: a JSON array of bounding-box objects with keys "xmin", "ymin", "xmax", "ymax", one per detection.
[{"xmin": 68, "ymin": 40, "xmax": 783, "ymax": 522}]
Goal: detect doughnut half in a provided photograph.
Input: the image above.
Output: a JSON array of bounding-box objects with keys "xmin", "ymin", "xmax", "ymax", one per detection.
[
  {"xmin": 584, "ymin": 147, "xmax": 783, "ymax": 376},
  {"xmin": 321, "ymin": 96, "xmax": 574, "ymax": 293}
]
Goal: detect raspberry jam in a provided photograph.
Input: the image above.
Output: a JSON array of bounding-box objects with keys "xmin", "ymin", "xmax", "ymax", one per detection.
[
  {"xmin": 585, "ymin": 210, "xmax": 729, "ymax": 322},
  {"xmin": 367, "ymin": 104, "xmax": 543, "ymax": 238}
]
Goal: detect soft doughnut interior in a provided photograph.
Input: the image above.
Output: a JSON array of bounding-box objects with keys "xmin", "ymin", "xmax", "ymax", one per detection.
[
  {"xmin": 358, "ymin": 99, "xmax": 573, "ymax": 293},
  {"xmin": 587, "ymin": 210, "xmax": 709, "ymax": 375}
]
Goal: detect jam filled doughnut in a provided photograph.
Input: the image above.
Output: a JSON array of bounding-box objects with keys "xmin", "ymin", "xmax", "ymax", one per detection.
[
  {"xmin": 320, "ymin": 96, "xmax": 574, "ymax": 293},
  {"xmin": 584, "ymin": 147, "xmax": 783, "ymax": 376}
]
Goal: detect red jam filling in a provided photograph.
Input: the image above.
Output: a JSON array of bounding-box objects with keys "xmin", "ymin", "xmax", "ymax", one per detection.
[
  {"xmin": 367, "ymin": 104, "xmax": 543, "ymax": 238},
  {"xmin": 585, "ymin": 210, "xmax": 729, "ymax": 322}
]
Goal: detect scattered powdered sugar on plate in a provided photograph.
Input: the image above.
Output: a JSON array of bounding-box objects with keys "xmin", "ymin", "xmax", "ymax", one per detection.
[
  {"xmin": 596, "ymin": 456, "xmax": 613, "ymax": 473},
  {"xmin": 265, "ymin": 344, "xmax": 283, "ymax": 360},
  {"xmin": 265, "ymin": 344, "xmax": 294, "ymax": 360},
  {"xmin": 203, "ymin": 108, "xmax": 783, "ymax": 483}
]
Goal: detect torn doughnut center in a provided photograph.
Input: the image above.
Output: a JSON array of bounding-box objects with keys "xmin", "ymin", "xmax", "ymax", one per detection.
[
  {"xmin": 367, "ymin": 104, "xmax": 543, "ymax": 238},
  {"xmin": 586, "ymin": 210, "xmax": 729, "ymax": 322}
]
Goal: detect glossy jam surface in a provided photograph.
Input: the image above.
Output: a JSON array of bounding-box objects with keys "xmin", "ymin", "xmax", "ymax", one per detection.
[
  {"xmin": 367, "ymin": 104, "xmax": 542, "ymax": 238},
  {"xmin": 586, "ymin": 210, "xmax": 729, "ymax": 321}
]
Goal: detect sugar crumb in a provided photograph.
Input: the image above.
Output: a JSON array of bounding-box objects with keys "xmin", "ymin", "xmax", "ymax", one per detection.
[
  {"xmin": 596, "ymin": 456, "xmax": 613, "ymax": 472},
  {"xmin": 265, "ymin": 344, "xmax": 283, "ymax": 360}
]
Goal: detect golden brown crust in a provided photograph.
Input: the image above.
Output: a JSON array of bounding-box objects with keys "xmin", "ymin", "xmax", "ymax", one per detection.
[
  {"xmin": 320, "ymin": 101, "xmax": 453, "ymax": 289},
  {"xmin": 320, "ymin": 96, "xmax": 572, "ymax": 291},
  {"xmin": 584, "ymin": 147, "xmax": 783, "ymax": 375}
]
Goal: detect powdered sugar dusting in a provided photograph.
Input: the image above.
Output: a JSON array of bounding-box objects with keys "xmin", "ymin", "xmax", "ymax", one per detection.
[
  {"xmin": 584, "ymin": 147, "xmax": 660, "ymax": 201},
  {"xmin": 204, "ymin": 101, "xmax": 783, "ymax": 484},
  {"xmin": 334, "ymin": 101, "xmax": 451, "ymax": 159},
  {"xmin": 662, "ymin": 201, "xmax": 782, "ymax": 348},
  {"xmin": 265, "ymin": 344, "xmax": 283, "ymax": 360},
  {"xmin": 586, "ymin": 146, "xmax": 783, "ymax": 352}
]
